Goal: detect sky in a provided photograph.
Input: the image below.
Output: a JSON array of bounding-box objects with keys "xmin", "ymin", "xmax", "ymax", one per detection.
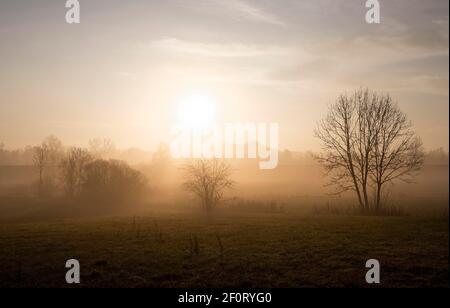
[{"xmin": 0, "ymin": 0, "xmax": 448, "ymax": 151}]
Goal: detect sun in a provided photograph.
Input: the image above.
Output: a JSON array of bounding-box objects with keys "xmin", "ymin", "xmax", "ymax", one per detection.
[{"xmin": 177, "ymin": 94, "xmax": 217, "ymax": 130}]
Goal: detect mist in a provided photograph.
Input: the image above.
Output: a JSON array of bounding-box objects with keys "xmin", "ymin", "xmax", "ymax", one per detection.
[{"xmin": 0, "ymin": 139, "xmax": 448, "ymax": 222}]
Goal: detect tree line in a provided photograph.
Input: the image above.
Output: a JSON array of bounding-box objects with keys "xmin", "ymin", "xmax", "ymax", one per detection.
[{"xmin": 30, "ymin": 136, "xmax": 147, "ymax": 203}]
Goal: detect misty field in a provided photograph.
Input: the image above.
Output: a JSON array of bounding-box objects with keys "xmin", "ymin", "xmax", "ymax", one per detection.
[{"xmin": 0, "ymin": 213, "xmax": 448, "ymax": 288}]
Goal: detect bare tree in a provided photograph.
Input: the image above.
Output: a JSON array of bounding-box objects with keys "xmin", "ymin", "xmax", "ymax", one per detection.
[
  {"xmin": 33, "ymin": 144, "xmax": 49, "ymax": 187},
  {"xmin": 370, "ymin": 97, "xmax": 424, "ymax": 210},
  {"xmin": 315, "ymin": 89, "xmax": 424, "ymax": 212},
  {"xmin": 182, "ymin": 159, "xmax": 234, "ymax": 215},
  {"xmin": 60, "ymin": 147, "xmax": 92, "ymax": 197},
  {"xmin": 88, "ymin": 138, "xmax": 116, "ymax": 159},
  {"xmin": 41, "ymin": 135, "xmax": 65, "ymax": 187},
  {"xmin": 43, "ymin": 135, "xmax": 64, "ymax": 167},
  {"xmin": 314, "ymin": 92, "xmax": 368, "ymax": 210}
]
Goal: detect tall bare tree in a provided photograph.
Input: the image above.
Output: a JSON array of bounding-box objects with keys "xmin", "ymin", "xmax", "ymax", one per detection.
[
  {"xmin": 315, "ymin": 92, "xmax": 367, "ymax": 210},
  {"xmin": 182, "ymin": 159, "xmax": 234, "ymax": 215},
  {"xmin": 315, "ymin": 89, "xmax": 424, "ymax": 212}
]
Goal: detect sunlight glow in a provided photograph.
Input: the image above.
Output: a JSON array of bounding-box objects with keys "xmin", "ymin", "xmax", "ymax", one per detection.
[{"xmin": 177, "ymin": 94, "xmax": 217, "ymax": 130}]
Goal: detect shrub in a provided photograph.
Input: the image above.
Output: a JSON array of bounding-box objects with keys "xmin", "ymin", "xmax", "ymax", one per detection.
[{"xmin": 82, "ymin": 159, "xmax": 147, "ymax": 204}]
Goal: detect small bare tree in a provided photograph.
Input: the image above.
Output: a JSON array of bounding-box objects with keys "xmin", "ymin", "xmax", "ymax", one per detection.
[
  {"xmin": 315, "ymin": 89, "xmax": 424, "ymax": 212},
  {"xmin": 88, "ymin": 138, "xmax": 116, "ymax": 159},
  {"xmin": 182, "ymin": 159, "xmax": 234, "ymax": 215},
  {"xmin": 33, "ymin": 144, "xmax": 49, "ymax": 187},
  {"xmin": 43, "ymin": 135, "xmax": 64, "ymax": 167},
  {"xmin": 42, "ymin": 135, "xmax": 64, "ymax": 187},
  {"xmin": 60, "ymin": 147, "xmax": 92, "ymax": 197}
]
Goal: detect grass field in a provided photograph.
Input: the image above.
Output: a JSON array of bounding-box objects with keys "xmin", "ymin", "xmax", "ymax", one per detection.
[{"xmin": 0, "ymin": 213, "xmax": 448, "ymax": 288}]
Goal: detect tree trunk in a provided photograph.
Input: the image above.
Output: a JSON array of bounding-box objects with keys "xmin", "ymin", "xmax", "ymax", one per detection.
[
  {"xmin": 349, "ymin": 175, "xmax": 364, "ymax": 211},
  {"xmin": 205, "ymin": 201, "xmax": 214, "ymax": 220},
  {"xmin": 375, "ymin": 183, "xmax": 382, "ymax": 211},
  {"xmin": 362, "ymin": 183, "xmax": 370, "ymax": 213},
  {"xmin": 39, "ymin": 166, "xmax": 43, "ymax": 187}
]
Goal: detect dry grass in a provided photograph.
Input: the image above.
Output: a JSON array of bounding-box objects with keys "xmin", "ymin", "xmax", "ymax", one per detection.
[{"xmin": 0, "ymin": 212, "xmax": 448, "ymax": 288}]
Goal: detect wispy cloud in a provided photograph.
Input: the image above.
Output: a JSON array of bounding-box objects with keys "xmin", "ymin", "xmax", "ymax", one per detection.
[
  {"xmin": 149, "ymin": 37, "xmax": 290, "ymax": 58},
  {"xmin": 184, "ymin": 0, "xmax": 286, "ymax": 26},
  {"xmin": 221, "ymin": 0, "xmax": 286, "ymax": 26}
]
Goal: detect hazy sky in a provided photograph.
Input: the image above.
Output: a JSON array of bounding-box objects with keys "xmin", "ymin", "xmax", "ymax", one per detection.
[{"xmin": 0, "ymin": 0, "xmax": 448, "ymax": 151}]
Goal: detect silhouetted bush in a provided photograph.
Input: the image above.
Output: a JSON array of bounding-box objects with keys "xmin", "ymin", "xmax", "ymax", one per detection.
[
  {"xmin": 60, "ymin": 147, "xmax": 92, "ymax": 197},
  {"xmin": 82, "ymin": 159, "xmax": 148, "ymax": 204}
]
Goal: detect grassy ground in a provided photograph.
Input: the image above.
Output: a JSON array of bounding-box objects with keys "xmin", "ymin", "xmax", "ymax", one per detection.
[{"xmin": 0, "ymin": 213, "xmax": 448, "ymax": 288}]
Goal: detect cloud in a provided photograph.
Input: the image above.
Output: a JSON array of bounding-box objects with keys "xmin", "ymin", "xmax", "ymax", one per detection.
[
  {"xmin": 407, "ymin": 75, "xmax": 449, "ymax": 96},
  {"xmin": 149, "ymin": 38, "xmax": 291, "ymax": 58},
  {"xmin": 268, "ymin": 29, "xmax": 449, "ymax": 96},
  {"xmin": 183, "ymin": 0, "xmax": 286, "ymax": 26},
  {"xmin": 220, "ymin": 0, "xmax": 286, "ymax": 26}
]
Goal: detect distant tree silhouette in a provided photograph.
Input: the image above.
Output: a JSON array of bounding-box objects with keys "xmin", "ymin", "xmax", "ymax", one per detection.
[
  {"xmin": 315, "ymin": 89, "xmax": 424, "ymax": 212},
  {"xmin": 41, "ymin": 135, "xmax": 65, "ymax": 187},
  {"xmin": 60, "ymin": 147, "xmax": 92, "ymax": 197},
  {"xmin": 425, "ymin": 148, "xmax": 449, "ymax": 165},
  {"xmin": 182, "ymin": 159, "xmax": 234, "ymax": 216},
  {"xmin": 32, "ymin": 144, "xmax": 49, "ymax": 187},
  {"xmin": 43, "ymin": 135, "xmax": 64, "ymax": 167},
  {"xmin": 152, "ymin": 143, "xmax": 171, "ymax": 166},
  {"xmin": 88, "ymin": 138, "xmax": 116, "ymax": 159},
  {"xmin": 82, "ymin": 159, "xmax": 147, "ymax": 203}
]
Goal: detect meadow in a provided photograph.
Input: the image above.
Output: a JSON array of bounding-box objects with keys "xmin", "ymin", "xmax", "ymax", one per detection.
[
  {"xmin": 0, "ymin": 161, "xmax": 448, "ymax": 288},
  {"xmin": 0, "ymin": 212, "xmax": 448, "ymax": 288},
  {"xmin": 1, "ymin": 0, "xmax": 448, "ymax": 292}
]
